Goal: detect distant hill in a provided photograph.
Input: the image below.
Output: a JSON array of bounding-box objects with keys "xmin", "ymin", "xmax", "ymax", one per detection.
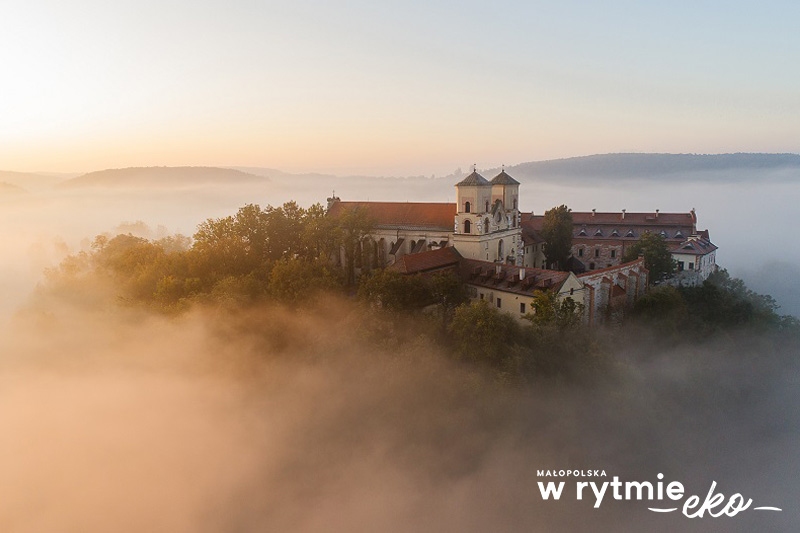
[
  {"xmin": 499, "ymin": 153, "xmax": 800, "ymax": 183},
  {"xmin": 0, "ymin": 171, "xmax": 65, "ymax": 191},
  {"xmin": 0, "ymin": 181, "xmax": 28, "ymax": 195},
  {"xmin": 59, "ymin": 166, "xmax": 269, "ymax": 189}
]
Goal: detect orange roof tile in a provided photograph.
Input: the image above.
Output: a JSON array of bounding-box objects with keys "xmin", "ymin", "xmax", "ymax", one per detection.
[
  {"xmin": 328, "ymin": 201, "xmax": 456, "ymax": 230},
  {"xmin": 389, "ymin": 247, "xmax": 462, "ymax": 274},
  {"xmin": 458, "ymin": 259, "xmax": 570, "ymax": 296}
]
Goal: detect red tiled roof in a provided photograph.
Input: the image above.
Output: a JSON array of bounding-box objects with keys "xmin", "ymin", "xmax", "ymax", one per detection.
[
  {"xmin": 457, "ymin": 259, "xmax": 570, "ymax": 296},
  {"xmin": 569, "ymin": 211, "xmax": 695, "ymax": 226},
  {"xmin": 522, "ymin": 212, "xmax": 697, "ymax": 242},
  {"xmin": 328, "ymin": 201, "xmax": 456, "ymax": 230},
  {"xmin": 521, "ymin": 224, "xmax": 545, "ymax": 245},
  {"xmin": 670, "ymin": 236, "xmax": 718, "ymax": 256},
  {"xmin": 389, "ymin": 247, "xmax": 462, "ymax": 274}
]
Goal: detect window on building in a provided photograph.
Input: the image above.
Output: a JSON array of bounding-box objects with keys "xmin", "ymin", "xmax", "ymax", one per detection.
[
  {"xmin": 611, "ymin": 250, "xmax": 616, "ymax": 258},
  {"xmin": 484, "ymin": 218, "xmax": 490, "ymax": 234},
  {"xmin": 570, "ymin": 288, "xmax": 574, "ymax": 296},
  {"xmin": 496, "ymin": 298, "xmax": 502, "ymax": 308},
  {"xmin": 578, "ymin": 248, "xmax": 584, "ymax": 257},
  {"xmin": 611, "ymin": 229, "xmax": 620, "ymax": 237},
  {"xmin": 589, "ymin": 262, "xmax": 595, "ymax": 270},
  {"xmin": 594, "ymin": 229, "xmax": 603, "ymax": 236},
  {"xmin": 678, "ymin": 261, "xmax": 684, "ymax": 271},
  {"xmin": 485, "ymin": 200, "xmax": 489, "ymax": 212},
  {"xmin": 464, "ymin": 219, "xmax": 471, "ymax": 233},
  {"xmin": 689, "ymin": 262, "xmax": 694, "ymax": 270},
  {"xmin": 578, "ymin": 228, "xmax": 587, "ymax": 236},
  {"xmin": 464, "ymin": 201, "xmax": 471, "ymax": 213},
  {"xmin": 595, "ymin": 248, "xmax": 600, "ymax": 258},
  {"xmin": 513, "ymin": 198, "xmax": 517, "ymax": 210},
  {"xmin": 626, "ymin": 230, "xmax": 635, "ymax": 237},
  {"xmin": 479, "ymin": 293, "xmax": 484, "ymax": 300},
  {"xmin": 520, "ymin": 302, "xmax": 525, "ymax": 313}
]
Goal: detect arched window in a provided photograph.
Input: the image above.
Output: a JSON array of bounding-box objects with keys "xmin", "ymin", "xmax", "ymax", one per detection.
[
  {"xmin": 485, "ymin": 200, "xmax": 490, "ymax": 212},
  {"xmin": 464, "ymin": 220, "xmax": 471, "ymax": 234},
  {"xmin": 498, "ymin": 239, "xmax": 504, "ymax": 260},
  {"xmin": 465, "ymin": 201, "xmax": 471, "ymax": 213},
  {"xmin": 513, "ymin": 198, "xmax": 517, "ymax": 210},
  {"xmin": 484, "ymin": 217, "xmax": 490, "ymax": 234}
]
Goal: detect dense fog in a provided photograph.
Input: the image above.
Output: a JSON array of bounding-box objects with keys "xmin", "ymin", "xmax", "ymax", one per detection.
[{"xmin": 0, "ymin": 289, "xmax": 797, "ymax": 531}]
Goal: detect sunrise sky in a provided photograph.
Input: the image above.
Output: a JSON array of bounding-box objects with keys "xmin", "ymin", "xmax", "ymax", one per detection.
[{"xmin": 1, "ymin": 0, "xmax": 798, "ymax": 175}]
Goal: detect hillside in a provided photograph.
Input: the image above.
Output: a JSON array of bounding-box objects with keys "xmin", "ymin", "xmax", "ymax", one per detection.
[
  {"xmin": 499, "ymin": 153, "xmax": 800, "ymax": 183},
  {"xmin": 0, "ymin": 182, "xmax": 28, "ymax": 195},
  {"xmin": 0, "ymin": 171, "xmax": 65, "ymax": 191},
  {"xmin": 59, "ymin": 166, "xmax": 268, "ymax": 189}
]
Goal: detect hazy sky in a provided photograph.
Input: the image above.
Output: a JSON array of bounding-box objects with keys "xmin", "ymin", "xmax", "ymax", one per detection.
[{"xmin": 1, "ymin": 1, "xmax": 799, "ymax": 175}]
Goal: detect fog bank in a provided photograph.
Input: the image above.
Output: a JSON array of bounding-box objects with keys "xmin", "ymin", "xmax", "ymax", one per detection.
[{"xmin": 0, "ymin": 285, "xmax": 797, "ymax": 531}]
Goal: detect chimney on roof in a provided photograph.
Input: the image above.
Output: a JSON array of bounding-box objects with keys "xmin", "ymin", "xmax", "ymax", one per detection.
[
  {"xmin": 495, "ymin": 264, "xmax": 502, "ymax": 276},
  {"xmin": 655, "ymin": 209, "xmax": 659, "ymax": 218},
  {"xmin": 592, "ymin": 208, "xmax": 596, "ymax": 217},
  {"xmin": 621, "ymin": 209, "xmax": 626, "ymax": 220}
]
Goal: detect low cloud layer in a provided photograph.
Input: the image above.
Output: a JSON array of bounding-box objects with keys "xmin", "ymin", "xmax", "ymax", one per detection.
[{"xmin": 0, "ymin": 283, "xmax": 797, "ymax": 532}]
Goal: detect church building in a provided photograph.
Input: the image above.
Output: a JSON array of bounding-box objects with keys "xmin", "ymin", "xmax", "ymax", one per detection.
[{"xmin": 326, "ymin": 169, "xmax": 714, "ymax": 323}]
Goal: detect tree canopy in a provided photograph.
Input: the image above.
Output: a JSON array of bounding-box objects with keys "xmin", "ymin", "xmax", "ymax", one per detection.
[
  {"xmin": 541, "ymin": 205, "xmax": 573, "ymax": 271},
  {"xmin": 622, "ymin": 231, "xmax": 675, "ymax": 283}
]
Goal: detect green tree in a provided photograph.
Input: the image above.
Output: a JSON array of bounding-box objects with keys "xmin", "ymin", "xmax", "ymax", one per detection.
[
  {"xmin": 631, "ymin": 285, "xmax": 689, "ymax": 335},
  {"xmin": 541, "ymin": 205, "xmax": 573, "ymax": 270},
  {"xmin": 335, "ymin": 206, "xmax": 375, "ymax": 286},
  {"xmin": 301, "ymin": 203, "xmax": 339, "ymax": 259},
  {"xmin": 429, "ymin": 271, "xmax": 469, "ymax": 326},
  {"xmin": 622, "ymin": 231, "xmax": 675, "ymax": 283},
  {"xmin": 524, "ymin": 290, "xmax": 584, "ymax": 330},
  {"xmin": 192, "ymin": 204, "xmax": 272, "ymax": 281},
  {"xmin": 358, "ymin": 269, "xmax": 431, "ymax": 311},
  {"xmin": 268, "ymin": 257, "xmax": 341, "ymax": 305},
  {"xmin": 449, "ymin": 300, "xmax": 520, "ymax": 366}
]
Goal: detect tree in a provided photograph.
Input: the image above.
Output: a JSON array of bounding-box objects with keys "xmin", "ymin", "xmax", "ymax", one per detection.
[
  {"xmin": 335, "ymin": 206, "xmax": 375, "ymax": 286},
  {"xmin": 428, "ymin": 271, "xmax": 469, "ymax": 328},
  {"xmin": 268, "ymin": 257, "xmax": 341, "ymax": 305},
  {"xmin": 524, "ymin": 290, "xmax": 584, "ymax": 330},
  {"xmin": 622, "ymin": 232, "xmax": 675, "ymax": 283},
  {"xmin": 301, "ymin": 203, "xmax": 339, "ymax": 260},
  {"xmin": 541, "ymin": 205, "xmax": 573, "ymax": 271},
  {"xmin": 358, "ymin": 270, "xmax": 431, "ymax": 311},
  {"xmin": 449, "ymin": 300, "xmax": 520, "ymax": 366},
  {"xmin": 192, "ymin": 204, "xmax": 272, "ymax": 280}
]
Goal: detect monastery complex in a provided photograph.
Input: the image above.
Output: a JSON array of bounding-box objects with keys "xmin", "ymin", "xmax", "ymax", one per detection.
[{"xmin": 327, "ymin": 170, "xmax": 717, "ymax": 325}]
